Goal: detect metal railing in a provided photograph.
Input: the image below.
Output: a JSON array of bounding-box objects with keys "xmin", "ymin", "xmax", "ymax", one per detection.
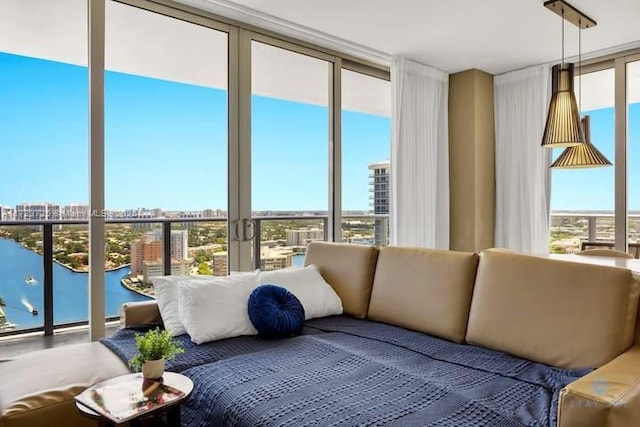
[
  {"xmin": 0, "ymin": 214, "xmax": 387, "ymax": 337},
  {"xmin": 549, "ymin": 212, "xmax": 640, "ymax": 256}
]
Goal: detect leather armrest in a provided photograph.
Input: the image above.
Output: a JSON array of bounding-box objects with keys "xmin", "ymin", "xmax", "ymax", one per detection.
[
  {"xmin": 558, "ymin": 345, "xmax": 640, "ymax": 427},
  {"xmin": 119, "ymin": 300, "xmax": 161, "ymax": 328}
]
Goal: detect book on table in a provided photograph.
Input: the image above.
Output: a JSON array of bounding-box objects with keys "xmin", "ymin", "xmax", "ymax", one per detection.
[{"xmin": 75, "ymin": 374, "xmax": 185, "ymax": 424}]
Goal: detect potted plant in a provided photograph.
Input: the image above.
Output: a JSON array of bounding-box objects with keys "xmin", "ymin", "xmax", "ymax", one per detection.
[{"xmin": 129, "ymin": 328, "xmax": 184, "ymax": 379}]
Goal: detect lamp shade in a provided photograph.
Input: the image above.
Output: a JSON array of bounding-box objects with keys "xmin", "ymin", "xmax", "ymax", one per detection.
[
  {"xmin": 541, "ymin": 63, "xmax": 585, "ymax": 148},
  {"xmin": 550, "ymin": 115, "xmax": 612, "ymax": 168}
]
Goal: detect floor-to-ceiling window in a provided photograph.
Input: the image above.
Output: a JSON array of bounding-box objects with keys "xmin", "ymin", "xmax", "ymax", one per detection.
[
  {"xmin": 0, "ymin": 0, "xmax": 388, "ymax": 337},
  {"xmin": 250, "ymin": 40, "xmax": 330, "ymax": 270},
  {"xmin": 340, "ymin": 69, "xmax": 391, "ymax": 246},
  {"xmin": 0, "ymin": 0, "xmax": 88, "ymax": 333},
  {"xmin": 105, "ymin": 0, "xmax": 229, "ymax": 300},
  {"xmin": 550, "ymin": 51, "xmax": 640, "ymax": 255},
  {"xmin": 627, "ymin": 60, "xmax": 640, "ymax": 251},
  {"xmin": 550, "ymin": 68, "xmax": 615, "ymax": 254}
]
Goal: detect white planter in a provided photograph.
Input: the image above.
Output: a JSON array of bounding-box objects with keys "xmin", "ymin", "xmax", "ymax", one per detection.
[{"xmin": 142, "ymin": 359, "xmax": 165, "ymax": 379}]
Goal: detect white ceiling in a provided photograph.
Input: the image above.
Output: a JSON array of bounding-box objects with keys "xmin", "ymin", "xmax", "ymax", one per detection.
[
  {"xmin": 210, "ymin": 0, "xmax": 640, "ymax": 75},
  {"xmin": 0, "ymin": 0, "xmax": 390, "ymax": 116}
]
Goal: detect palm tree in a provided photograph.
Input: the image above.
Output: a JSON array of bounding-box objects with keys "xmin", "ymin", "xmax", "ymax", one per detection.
[{"xmin": 0, "ymin": 296, "xmax": 5, "ymax": 307}]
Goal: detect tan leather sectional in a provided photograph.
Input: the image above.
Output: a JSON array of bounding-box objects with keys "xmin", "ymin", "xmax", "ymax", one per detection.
[{"xmin": 2, "ymin": 242, "xmax": 640, "ymax": 427}]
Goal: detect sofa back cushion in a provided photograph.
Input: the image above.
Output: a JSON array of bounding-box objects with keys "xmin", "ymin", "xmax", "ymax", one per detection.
[
  {"xmin": 368, "ymin": 246, "xmax": 479, "ymax": 343},
  {"xmin": 304, "ymin": 241, "xmax": 379, "ymax": 318},
  {"xmin": 466, "ymin": 251, "xmax": 640, "ymax": 369}
]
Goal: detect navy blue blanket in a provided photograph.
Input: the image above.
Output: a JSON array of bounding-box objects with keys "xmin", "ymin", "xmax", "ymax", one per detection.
[{"xmin": 102, "ymin": 317, "xmax": 590, "ymax": 427}]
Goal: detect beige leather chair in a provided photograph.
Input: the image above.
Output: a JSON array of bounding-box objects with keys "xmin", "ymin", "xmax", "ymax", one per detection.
[{"xmin": 578, "ymin": 248, "xmax": 634, "ymax": 258}]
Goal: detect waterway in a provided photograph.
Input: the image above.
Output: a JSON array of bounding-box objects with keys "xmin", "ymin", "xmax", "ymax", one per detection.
[
  {"xmin": 0, "ymin": 238, "xmax": 150, "ymax": 331},
  {"xmin": 0, "ymin": 239, "xmax": 306, "ymax": 331}
]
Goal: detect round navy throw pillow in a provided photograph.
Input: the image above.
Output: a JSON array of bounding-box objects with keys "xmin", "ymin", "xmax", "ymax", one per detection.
[{"xmin": 247, "ymin": 285, "xmax": 305, "ymax": 338}]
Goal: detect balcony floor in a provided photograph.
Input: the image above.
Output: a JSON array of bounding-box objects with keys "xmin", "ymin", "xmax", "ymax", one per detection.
[{"xmin": 0, "ymin": 324, "xmax": 120, "ymax": 360}]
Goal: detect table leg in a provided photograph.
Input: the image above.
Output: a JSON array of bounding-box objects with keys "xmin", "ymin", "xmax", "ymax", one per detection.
[{"xmin": 167, "ymin": 406, "xmax": 181, "ymax": 426}]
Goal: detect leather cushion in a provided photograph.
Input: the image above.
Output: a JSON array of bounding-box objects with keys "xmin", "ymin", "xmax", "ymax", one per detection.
[
  {"xmin": 368, "ymin": 246, "xmax": 479, "ymax": 343},
  {"xmin": 466, "ymin": 251, "xmax": 640, "ymax": 369},
  {"xmin": 304, "ymin": 242, "xmax": 379, "ymax": 318},
  {"xmin": 0, "ymin": 342, "xmax": 128, "ymax": 426}
]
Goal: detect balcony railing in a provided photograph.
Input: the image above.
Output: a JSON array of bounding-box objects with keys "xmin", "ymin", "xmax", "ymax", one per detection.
[
  {"xmin": 549, "ymin": 212, "xmax": 640, "ymax": 257},
  {"xmin": 0, "ymin": 214, "xmax": 388, "ymax": 338}
]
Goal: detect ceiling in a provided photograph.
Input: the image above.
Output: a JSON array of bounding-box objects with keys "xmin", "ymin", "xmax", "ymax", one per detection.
[{"xmin": 203, "ymin": 0, "xmax": 640, "ymax": 74}]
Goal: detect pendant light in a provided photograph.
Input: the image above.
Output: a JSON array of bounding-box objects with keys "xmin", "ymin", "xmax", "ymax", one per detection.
[
  {"xmin": 541, "ymin": 0, "xmax": 593, "ymax": 148},
  {"xmin": 551, "ymin": 14, "xmax": 612, "ymax": 168},
  {"xmin": 551, "ymin": 116, "xmax": 612, "ymax": 168}
]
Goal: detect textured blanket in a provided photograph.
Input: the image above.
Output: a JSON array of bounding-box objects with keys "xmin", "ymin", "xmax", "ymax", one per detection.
[{"xmin": 102, "ymin": 317, "xmax": 590, "ymax": 427}]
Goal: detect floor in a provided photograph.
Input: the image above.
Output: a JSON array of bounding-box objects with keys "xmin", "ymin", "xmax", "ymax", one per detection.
[{"xmin": 0, "ymin": 323, "xmax": 120, "ymax": 359}]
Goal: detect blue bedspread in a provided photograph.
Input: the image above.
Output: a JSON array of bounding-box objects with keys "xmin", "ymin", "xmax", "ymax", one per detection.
[{"xmin": 102, "ymin": 317, "xmax": 590, "ymax": 427}]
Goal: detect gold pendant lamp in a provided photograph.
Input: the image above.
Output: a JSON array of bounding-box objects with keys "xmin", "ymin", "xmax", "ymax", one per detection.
[
  {"xmin": 545, "ymin": 1, "xmax": 612, "ymax": 168},
  {"xmin": 541, "ymin": 0, "xmax": 595, "ymax": 148},
  {"xmin": 551, "ymin": 115, "xmax": 612, "ymax": 168}
]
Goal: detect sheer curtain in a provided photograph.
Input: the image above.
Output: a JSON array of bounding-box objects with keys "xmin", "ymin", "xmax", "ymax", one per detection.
[
  {"xmin": 494, "ymin": 65, "xmax": 552, "ymax": 254},
  {"xmin": 390, "ymin": 57, "xmax": 449, "ymax": 248}
]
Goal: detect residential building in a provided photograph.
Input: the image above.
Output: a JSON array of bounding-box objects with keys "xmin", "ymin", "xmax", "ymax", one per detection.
[
  {"xmin": 212, "ymin": 251, "xmax": 228, "ymax": 276},
  {"xmin": 145, "ymin": 229, "xmax": 189, "ymax": 260},
  {"xmin": 63, "ymin": 204, "xmax": 89, "ymax": 220},
  {"xmin": 368, "ymin": 161, "xmax": 390, "ymax": 246},
  {"xmin": 170, "ymin": 229, "xmax": 189, "ymax": 260},
  {"xmin": 142, "ymin": 258, "xmax": 190, "ymax": 284},
  {"xmin": 15, "ymin": 203, "xmax": 61, "ymax": 221},
  {"xmin": 285, "ymin": 229, "xmax": 324, "ymax": 246},
  {"xmin": 130, "ymin": 237, "xmax": 163, "ymax": 276},
  {"xmin": 0, "ymin": 206, "xmax": 14, "ymax": 221}
]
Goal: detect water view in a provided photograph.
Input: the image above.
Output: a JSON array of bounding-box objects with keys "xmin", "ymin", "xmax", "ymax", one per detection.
[{"xmin": 0, "ymin": 238, "xmax": 150, "ymax": 330}]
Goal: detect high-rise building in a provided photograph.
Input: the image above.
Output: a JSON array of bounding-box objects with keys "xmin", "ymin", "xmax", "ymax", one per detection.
[
  {"xmin": 0, "ymin": 206, "xmax": 14, "ymax": 221},
  {"xmin": 15, "ymin": 203, "xmax": 61, "ymax": 221},
  {"xmin": 143, "ymin": 258, "xmax": 190, "ymax": 284},
  {"xmin": 130, "ymin": 237, "xmax": 163, "ymax": 276},
  {"xmin": 286, "ymin": 229, "xmax": 324, "ymax": 246},
  {"xmin": 368, "ymin": 161, "xmax": 390, "ymax": 246},
  {"xmin": 63, "ymin": 204, "xmax": 89, "ymax": 220},
  {"xmin": 130, "ymin": 229, "xmax": 189, "ymax": 276},
  {"xmin": 212, "ymin": 251, "xmax": 228, "ymax": 276},
  {"xmin": 171, "ymin": 229, "xmax": 189, "ymax": 260}
]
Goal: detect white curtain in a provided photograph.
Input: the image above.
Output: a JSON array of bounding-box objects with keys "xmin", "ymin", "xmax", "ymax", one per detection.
[
  {"xmin": 390, "ymin": 57, "xmax": 449, "ymax": 249},
  {"xmin": 494, "ymin": 65, "xmax": 552, "ymax": 254}
]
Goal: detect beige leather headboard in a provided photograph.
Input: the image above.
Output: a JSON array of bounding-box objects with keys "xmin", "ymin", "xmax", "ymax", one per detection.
[
  {"xmin": 368, "ymin": 246, "xmax": 479, "ymax": 343},
  {"xmin": 466, "ymin": 251, "xmax": 640, "ymax": 369},
  {"xmin": 304, "ymin": 241, "xmax": 379, "ymax": 318}
]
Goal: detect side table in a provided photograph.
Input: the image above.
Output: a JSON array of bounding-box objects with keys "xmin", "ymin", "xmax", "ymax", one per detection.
[{"xmin": 76, "ymin": 372, "xmax": 193, "ymax": 426}]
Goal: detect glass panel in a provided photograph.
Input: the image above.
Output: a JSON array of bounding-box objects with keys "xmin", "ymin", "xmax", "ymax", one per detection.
[
  {"xmin": 0, "ymin": 0, "xmax": 88, "ymax": 332},
  {"xmin": 0, "ymin": 226, "xmax": 44, "ymax": 332},
  {"xmin": 550, "ymin": 68, "xmax": 615, "ymax": 254},
  {"xmin": 251, "ymin": 41, "xmax": 329, "ymax": 269},
  {"xmin": 105, "ymin": 0, "xmax": 229, "ymax": 294},
  {"xmin": 341, "ymin": 69, "xmax": 391, "ymax": 246},
  {"xmin": 628, "ymin": 60, "xmax": 640, "ymax": 257}
]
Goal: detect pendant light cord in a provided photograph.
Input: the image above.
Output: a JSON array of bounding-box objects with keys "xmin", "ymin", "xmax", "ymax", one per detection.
[
  {"xmin": 579, "ymin": 19, "xmax": 582, "ymax": 113},
  {"xmin": 561, "ymin": 8, "xmax": 565, "ymax": 66}
]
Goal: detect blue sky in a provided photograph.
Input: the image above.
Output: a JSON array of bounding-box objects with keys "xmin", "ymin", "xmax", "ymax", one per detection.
[
  {"xmin": 0, "ymin": 52, "xmax": 390, "ymax": 212},
  {"xmin": 5, "ymin": 51, "xmax": 638, "ymax": 213}
]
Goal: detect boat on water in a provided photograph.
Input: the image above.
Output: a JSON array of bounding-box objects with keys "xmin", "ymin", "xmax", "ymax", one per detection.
[
  {"xmin": 25, "ymin": 275, "xmax": 37, "ymax": 285},
  {"xmin": 31, "ymin": 307, "xmax": 38, "ymax": 315}
]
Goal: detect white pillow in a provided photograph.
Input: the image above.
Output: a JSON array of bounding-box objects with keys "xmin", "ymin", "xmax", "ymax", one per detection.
[
  {"xmin": 258, "ymin": 265, "xmax": 343, "ymax": 320},
  {"xmin": 152, "ymin": 275, "xmax": 201, "ymax": 336},
  {"xmin": 178, "ymin": 273, "xmax": 259, "ymax": 344}
]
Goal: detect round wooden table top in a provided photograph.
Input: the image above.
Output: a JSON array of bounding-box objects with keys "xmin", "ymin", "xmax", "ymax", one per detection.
[{"xmin": 76, "ymin": 372, "xmax": 194, "ymax": 421}]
